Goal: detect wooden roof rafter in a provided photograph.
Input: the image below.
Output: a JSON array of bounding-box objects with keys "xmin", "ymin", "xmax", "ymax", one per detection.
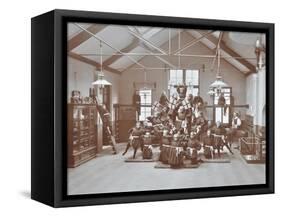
[
  {"xmin": 103, "ymin": 27, "xmax": 164, "ymax": 69},
  {"xmin": 202, "ymin": 31, "xmax": 256, "ymax": 74},
  {"xmin": 68, "ymin": 52, "xmax": 122, "ymax": 75},
  {"xmin": 68, "ymin": 24, "xmax": 106, "ymax": 51}
]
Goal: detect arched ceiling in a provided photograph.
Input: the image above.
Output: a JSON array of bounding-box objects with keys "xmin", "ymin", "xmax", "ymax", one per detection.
[{"xmin": 68, "ymin": 22, "xmax": 264, "ymax": 76}]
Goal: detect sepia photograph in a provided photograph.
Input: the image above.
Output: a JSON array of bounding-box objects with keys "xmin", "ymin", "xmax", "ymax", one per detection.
[{"xmin": 66, "ymin": 22, "xmax": 267, "ymax": 195}]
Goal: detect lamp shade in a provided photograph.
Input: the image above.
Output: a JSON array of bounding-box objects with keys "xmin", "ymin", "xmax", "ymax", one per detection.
[
  {"xmin": 92, "ymin": 73, "xmax": 112, "ymax": 86},
  {"xmin": 209, "ymin": 76, "xmax": 229, "ymax": 88}
]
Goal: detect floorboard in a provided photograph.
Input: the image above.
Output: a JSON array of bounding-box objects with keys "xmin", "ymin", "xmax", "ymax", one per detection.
[{"xmin": 67, "ymin": 143, "xmax": 265, "ymax": 195}]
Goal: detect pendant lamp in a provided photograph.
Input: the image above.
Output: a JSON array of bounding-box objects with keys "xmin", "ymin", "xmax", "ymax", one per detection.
[
  {"xmin": 208, "ymin": 37, "xmax": 229, "ymax": 95},
  {"xmin": 92, "ymin": 41, "xmax": 112, "ymax": 87}
]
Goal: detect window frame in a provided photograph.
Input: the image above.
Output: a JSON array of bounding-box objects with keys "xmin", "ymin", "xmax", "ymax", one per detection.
[
  {"xmin": 138, "ymin": 89, "xmax": 152, "ymax": 121},
  {"xmin": 185, "ymin": 69, "xmax": 200, "ymax": 97},
  {"xmin": 212, "ymin": 87, "xmax": 232, "ymax": 125},
  {"xmin": 168, "ymin": 69, "xmax": 200, "ymax": 98}
]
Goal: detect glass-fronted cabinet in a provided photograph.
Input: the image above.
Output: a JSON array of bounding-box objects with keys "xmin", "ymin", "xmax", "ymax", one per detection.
[{"xmin": 68, "ymin": 104, "xmax": 97, "ymax": 168}]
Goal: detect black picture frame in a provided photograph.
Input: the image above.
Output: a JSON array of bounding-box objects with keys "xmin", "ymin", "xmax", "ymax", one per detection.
[{"xmin": 31, "ymin": 9, "xmax": 274, "ymax": 207}]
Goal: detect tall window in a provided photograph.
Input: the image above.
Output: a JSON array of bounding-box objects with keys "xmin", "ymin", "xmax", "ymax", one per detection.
[
  {"xmin": 185, "ymin": 70, "xmax": 199, "ymax": 96},
  {"xmin": 169, "ymin": 69, "xmax": 199, "ymax": 98},
  {"xmin": 139, "ymin": 89, "xmax": 152, "ymax": 121},
  {"xmin": 214, "ymin": 87, "xmax": 231, "ymax": 124},
  {"xmin": 169, "ymin": 70, "xmax": 183, "ymax": 98}
]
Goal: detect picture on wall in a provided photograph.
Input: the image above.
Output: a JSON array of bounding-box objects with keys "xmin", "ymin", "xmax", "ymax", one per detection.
[{"xmin": 67, "ymin": 22, "xmax": 267, "ymax": 195}]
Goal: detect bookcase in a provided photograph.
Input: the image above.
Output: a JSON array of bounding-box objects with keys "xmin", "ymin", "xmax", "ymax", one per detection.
[{"xmin": 67, "ymin": 104, "xmax": 98, "ymax": 168}]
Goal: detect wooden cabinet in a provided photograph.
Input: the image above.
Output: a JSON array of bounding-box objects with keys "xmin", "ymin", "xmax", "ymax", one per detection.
[{"xmin": 68, "ymin": 104, "xmax": 97, "ymax": 168}]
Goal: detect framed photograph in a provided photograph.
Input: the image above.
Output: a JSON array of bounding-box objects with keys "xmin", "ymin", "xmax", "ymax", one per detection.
[{"xmin": 31, "ymin": 9, "xmax": 274, "ymax": 207}]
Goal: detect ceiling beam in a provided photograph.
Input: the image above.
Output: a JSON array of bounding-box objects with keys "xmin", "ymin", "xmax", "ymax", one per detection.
[
  {"xmin": 121, "ymin": 31, "xmax": 180, "ymax": 72},
  {"xmin": 68, "ymin": 52, "xmax": 122, "ymax": 75},
  {"xmin": 127, "ymin": 27, "xmax": 167, "ymax": 54},
  {"xmin": 103, "ymin": 27, "xmax": 163, "ymax": 69},
  {"xmin": 68, "ymin": 24, "xmax": 106, "ymax": 51},
  {"xmin": 102, "ymin": 38, "xmax": 139, "ymax": 66},
  {"xmin": 205, "ymin": 33, "xmax": 256, "ymax": 74},
  {"xmin": 75, "ymin": 23, "xmax": 146, "ymax": 69},
  {"xmin": 140, "ymin": 43, "xmax": 177, "ymax": 69},
  {"xmin": 173, "ymin": 31, "xmax": 215, "ymax": 54}
]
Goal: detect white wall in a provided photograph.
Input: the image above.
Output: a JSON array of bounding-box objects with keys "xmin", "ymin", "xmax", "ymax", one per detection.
[
  {"xmin": 257, "ymin": 68, "xmax": 266, "ymax": 126},
  {"xmin": 67, "ymin": 57, "xmax": 120, "ymax": 120},
  {"xmin": 67, "ymin": 57, "xmax": 95, "ymax": 101},
  {"xmin": 246, "ymin": 67, "xmax": 266, "ymax": 127}
]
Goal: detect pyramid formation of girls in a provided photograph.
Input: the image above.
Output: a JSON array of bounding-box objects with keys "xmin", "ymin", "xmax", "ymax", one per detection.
[{"xmin": 123, "ymin": 85, "xmax": 242, "ymax": 168}]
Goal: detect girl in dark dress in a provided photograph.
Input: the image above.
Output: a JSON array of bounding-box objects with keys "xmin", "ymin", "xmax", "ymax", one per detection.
[{"xmin": 122, "ymin": 122, "xmax": 145, "ymax": 158}]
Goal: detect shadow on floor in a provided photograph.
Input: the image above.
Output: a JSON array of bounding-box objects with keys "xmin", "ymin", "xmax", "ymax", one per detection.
[{"xmin": 19, "ymin": 190, "xmax": 31, "ymax": 199}]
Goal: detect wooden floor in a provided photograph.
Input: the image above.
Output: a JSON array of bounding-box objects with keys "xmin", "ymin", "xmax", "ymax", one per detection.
[{"xmin": 68, "ymin": 143, "xmax": 265, "ymax": 195}]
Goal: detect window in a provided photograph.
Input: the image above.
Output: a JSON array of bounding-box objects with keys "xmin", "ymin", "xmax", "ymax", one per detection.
[
  {"xmin": 139, "ymin": 89, "xmax": 152, "ymax": 121},
  {"xmin": 169, "ymin": 69, "xmax": 199, "ymax": 99},
  {"xmin": 214, "ymin": 87, "xmax": 231, "ymax": 124},
  {"xmin": 185, "ymin": 70, "xmax": 199, "ymax": 96},
  {"xmin": 169, "ymin": 70, "xmax": 183, "ymax": 99}
]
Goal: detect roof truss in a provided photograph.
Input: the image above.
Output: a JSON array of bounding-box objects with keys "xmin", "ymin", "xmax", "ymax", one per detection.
[
  {"xmin": 68, "ymin": 24, "xmax": 106, "ymax": 52},
  {"xmin": 68, "ymin": 52, "xmax": 122, "ymax": 75},
  {"xmin": 68, "ymin": 23, "xmax": 257, "ymax": 76},
  {"xmin": 201, "ymin": 31, "xmax": 256, "ymax": 74}
]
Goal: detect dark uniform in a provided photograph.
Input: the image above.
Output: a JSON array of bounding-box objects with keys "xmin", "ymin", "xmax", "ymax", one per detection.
[
  {"xmin": 194, "ymin": 115, "xmax": 206, "ymax": 138},
  {"xmin": 122, "ymin": 126, "xmax": 144, "ymax": 158},
  {"xmin": 227, "ymin": 116, "xmax": 242, "ymax": 146},
  {"xmin": 142, "ymin": 133, "xmax": 154, "ymax": 159},
  {"xmin": 218, "ymin": 94, "xmax": 227, "ymax": 115},
  {"xmin": 187, "ymin": 138, "xmax": 201, "ymax": 164},
  {"xmin": 185, "ymin": 107, "xmax": 193, "ymax": 135},
  {"xmin": 212, "ymin": 125, "xmax": 226, "ymax": 157},
  {"xmin": 97, "ymin": 104, "xmax": 116, "ymax": 154},
  {"xmin": 161, "ymin": 135, "xmax": 172, "ymax": 146},
  {"xmin": 176, "ymin": 85, "xmax": 187, "ymax": 99},
  {"xmin": 203, "ymin": 134, "xmax": 214, "ymax": 159},
  {"xmin": 132, "ymin": 92, "xmax": 141, "ymax": 116},
  {"xmin": 221, "ymin": 136, "xmax": 234, "ymax": 155},
  {"xmin": 193, "ymin": 95, "xmax": 204, "ymax": 106}
]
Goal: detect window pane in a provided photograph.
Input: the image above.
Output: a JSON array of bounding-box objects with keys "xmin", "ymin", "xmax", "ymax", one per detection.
[
  {"xmin": 215, "ymin": 101, "xmax": 230, "ymax": 124},
  {"xmin": 186, "ymin": 70, "xmax": 199, "ymax": 86},
  {"xmin": 191, "ymin": 88, "xmax": 199, "ymax": 96},
  {"xmin": 212, "ymin": 88, "xmax": 231, "ymax": 124},
  {"xmin": 139, "ymin": 89, "xmax": 152, "ymax": 105},
  {"xmin": 169, "ymin": 69, "xmax": 184, "ymax": 100},
  {"xmin": 213, "ymin": 88, "xmax": 231, "ymax": 105},
  {"xmin": 225, "ymin": 97, "xmax": 230, "ymax": 105},
  {"xmin": 215, "ymin": 107, "xmax": 222, "ymax": 123},
  {"xmin": 169, "ymin": 70, "xmax": 183, "ymax": 85},
  {"xmin": 222, "ymin": 88, "xmax": 229, "ymax": 93},
  {"xmin": 139, "ymin": 106, "xmax": 152, "ymax": 121},
  {"xmin": 139, "ymin": 89, "xmax": 152, "ymax": 121},
  {"xmin": 222, "ymin": 107, "xmax": 229, "ymax": 123}
]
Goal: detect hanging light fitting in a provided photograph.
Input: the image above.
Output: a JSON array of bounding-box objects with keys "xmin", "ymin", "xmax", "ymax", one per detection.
[{"xmin": 92, "ymin": 40, "xmax": 112, "ymax": 87}]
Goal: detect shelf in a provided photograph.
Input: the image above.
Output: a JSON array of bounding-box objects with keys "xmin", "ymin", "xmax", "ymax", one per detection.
[
  {"xmin": 68, "ymin": 103, "xmax": 96, "ymax": 106},
  {"xmin": 72, "ymin": 116, "xmax": 92, "ymax": 121},
  {"xmin": 72, "ymin": 146, "xmax": 96, "ymax": 156},
  {"xmin": 69, "ymin": 155, "xmax": 96, "ymax": 168},
  {"xmin": 73, "ymin": 126, "xmax": 95, "ymax": 131},
  {"xmin": 68, "ymin": 104, "xmax": 98, "ymax": 168}
]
